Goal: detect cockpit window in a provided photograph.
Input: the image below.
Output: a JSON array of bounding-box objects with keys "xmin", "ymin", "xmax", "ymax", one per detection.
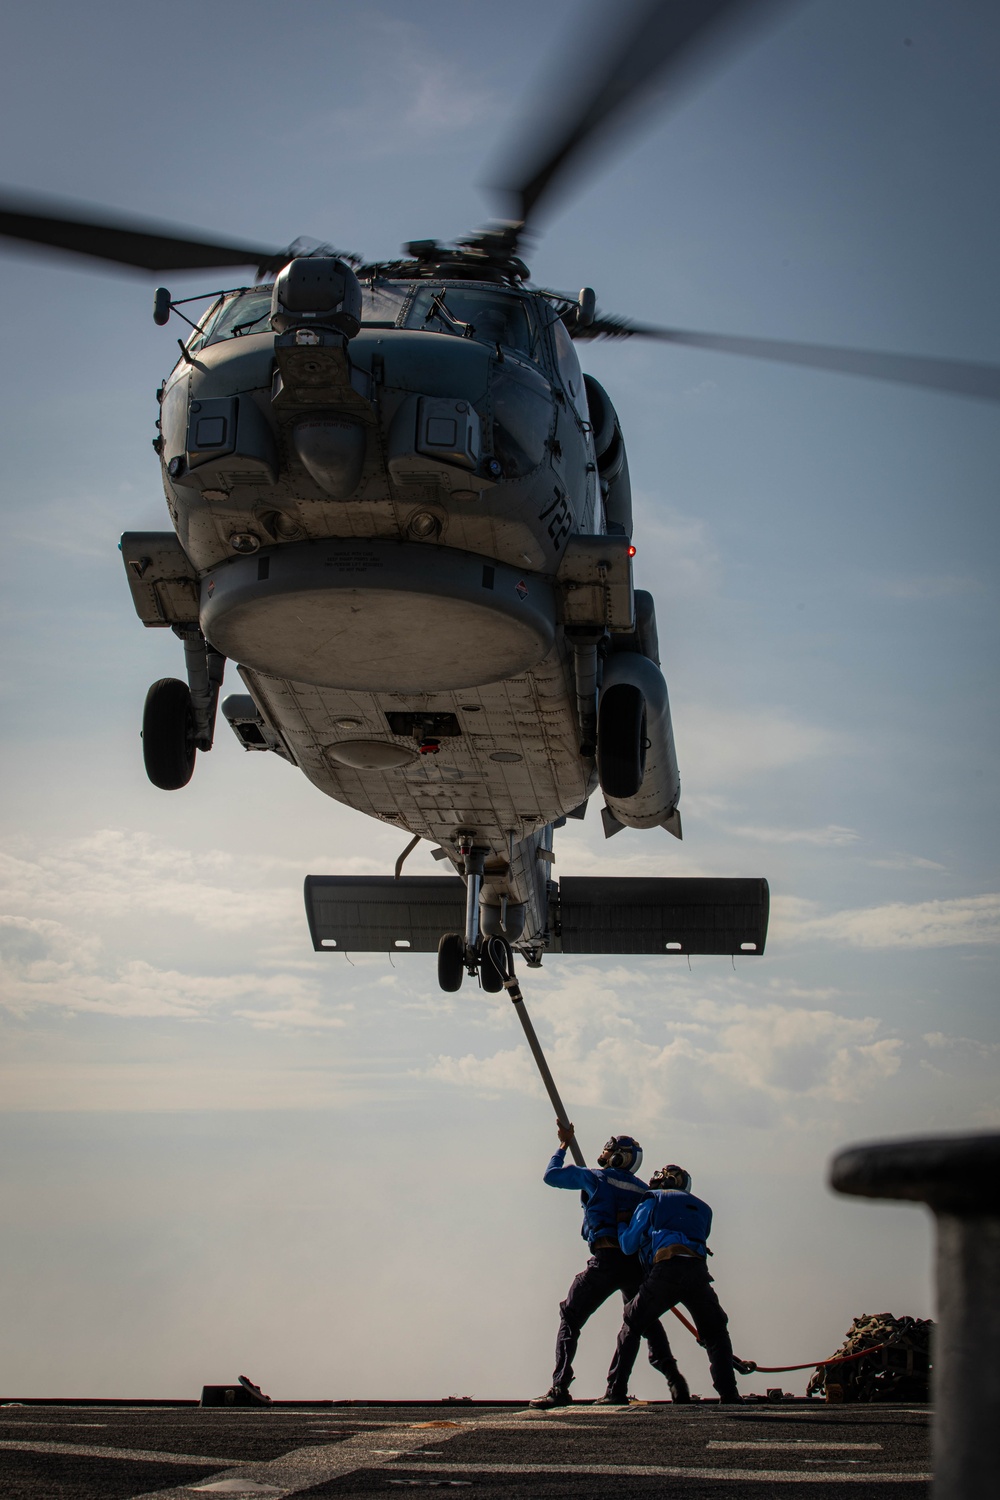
[
  {"xmin": 360, "ymin": 281, "xmax": 408, "ymax": 326},
  {"xmin": 199, "ymin": 288, "xmax": 274, "ymax": 346},
  {"xmin": 549, "ymin": 312, "xmax": 589, "ymax": 422},
  {"xmin": 190, "ymin": 280, "xmax": 410, "ymax": 349},
  {"xmin": 405, "ymin": 286, "xmax": 537, "ymax": 358},
  {"xmin": 189, "ymin": 279, "xmax": 544, "ymax": 354}
]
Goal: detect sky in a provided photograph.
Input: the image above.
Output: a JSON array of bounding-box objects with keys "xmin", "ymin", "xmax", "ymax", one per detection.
[{"xmin": 0, "ymin": 0, "xmax": 998, "ymax": 1403}]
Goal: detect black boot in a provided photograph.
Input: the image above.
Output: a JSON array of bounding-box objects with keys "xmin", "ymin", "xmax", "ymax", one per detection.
[
  {"xmin": 529, "ymin": 1386, "xmax": 573, "ymax": 1409},
  {"xmin": 653, "ymin": 1355, "xmax": 691, "ymax": 1404}
]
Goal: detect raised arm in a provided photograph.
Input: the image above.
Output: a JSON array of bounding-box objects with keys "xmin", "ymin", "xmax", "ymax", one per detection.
[{"xmin": 543, "ymin": 1122, "xmax": 594, "ymax": 1190}]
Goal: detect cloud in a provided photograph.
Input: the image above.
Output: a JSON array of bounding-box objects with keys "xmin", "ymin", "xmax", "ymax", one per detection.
[
  {"xmin": 232, "ymin": 1000, "xmax": 347, "ymax": 1032},
  {"xmin": 867, "ymin": 854, "xmax": 948, "ymax": 872},
  {"xmin": 427, "ymin": 1044, "xmax": 537, "ymax": 1099},
  {"xmin": 726, "ymin": 823, "xmax": 860, "ymax": 847},
  {"xmin": 0, "ymin": 909, "xmax": 321, "ymax": 1020},
  {"xmin": 0, "ymin": 833, "xmax": 294, "ymax": 935},
  {"xmin": 2, "ymin": 831, "xmax": 995, "ymax": 1135},
  {"xmin": 0, "ymin": 833, "xmax": 345, "ymax": 1024},
  {"xmin": 775, "ymin": 893, "xmax": 1000, "ymax": 949},
  {"xmin": 426, "ymin": 962, "xmax": 999, "ymax": 1137},
  {"xmin": 426, "ymin": 967, "xmax": 905, "ymax": 1130},
  {"xmin": 0, "ymin": 829, "xmax": 387, "ymax": 936}
]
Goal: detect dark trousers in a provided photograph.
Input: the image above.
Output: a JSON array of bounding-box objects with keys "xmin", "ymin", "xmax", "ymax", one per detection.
[
  {"xmin": 552, "ymin": 1246, "xmax": 682, "ymax": 1391},
  {"xmin": 610, "ymin": 1256, "xmax": 739, "ymax": 1399}
]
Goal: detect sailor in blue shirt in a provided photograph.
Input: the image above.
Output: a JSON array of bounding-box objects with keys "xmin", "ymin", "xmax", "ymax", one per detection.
[
  {"xmin": 529, "ymin": 1125, "xmax": 689, "ymax": 1408},
  {"xmin": 610, "ymin": 1163, "xmax": 741, "ymax": 1403}
]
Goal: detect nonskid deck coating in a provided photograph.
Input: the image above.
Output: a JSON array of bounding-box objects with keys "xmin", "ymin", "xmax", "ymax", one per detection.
[{"xmin": 0, "ymin": 1400, "xmax": 931, "ymax": 1499}]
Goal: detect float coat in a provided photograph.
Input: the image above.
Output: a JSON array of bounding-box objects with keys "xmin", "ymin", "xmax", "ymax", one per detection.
[
  {"xmin": 619, "ymin": 1189, "xmax": 713, "ymax": 1266},
  {"xmin": 544, "ymin": 1148, "xmax": 650, "ymax": 1245}
]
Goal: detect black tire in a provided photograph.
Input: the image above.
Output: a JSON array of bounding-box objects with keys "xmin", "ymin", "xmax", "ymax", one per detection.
[
  {"xmin": 478, "ymin": 936, "xmax": 506, "ymax": 993},
  {"xmin": 437, "ymin": 932, "xmax": 466, "ymax": 993},
  {"xmin": 597, "ymin": 683, "xmax": 647, "ymax": 799},
  {"xmin": 142, "ymin": 677, "xmax": 196, "ymax": 790}
]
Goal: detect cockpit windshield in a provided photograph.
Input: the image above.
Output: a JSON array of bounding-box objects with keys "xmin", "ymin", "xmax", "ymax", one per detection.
[
  {"xmin": 194, "ymin": 288, "xmax": 271, "ymax": 345},
  {"xmin": 405, "ymin": 286, "xmax": 537, "ymax": 359},
  {"xmin": 193, "ymin": 281, "xmax": 413, "ymax": 349},
  {"xmin": 359, "ymin": 281, "xmax": 408, "ymax": 326},
  {"xmin": 186, "ymin": 279, "xmax": 534, "ymax": 351}
]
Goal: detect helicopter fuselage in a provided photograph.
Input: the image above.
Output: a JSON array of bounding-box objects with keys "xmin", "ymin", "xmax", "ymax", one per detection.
[{"xmin": 126, "ymin": 274, "xmax": 682, "ymax": 953}]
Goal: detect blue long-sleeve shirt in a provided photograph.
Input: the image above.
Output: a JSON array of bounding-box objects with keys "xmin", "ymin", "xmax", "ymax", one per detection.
[
  {"xmin": 618, "ymin": 1189, "xmax": 713, "ymax": 1266},
  {"xmin": 544, "ymin": 1146, "xmax": 650, "ymax": 1246}
]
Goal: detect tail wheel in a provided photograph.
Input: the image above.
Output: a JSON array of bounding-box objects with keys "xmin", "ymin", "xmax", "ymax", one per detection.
[
  {"xmin": 437, "ymin": 932, "xmax": 466, "ymax": 992},
  {"xmin": 142, "ymin": 678, "xmax": 196, "ymax": 790},
  {"xmin": 597, "ymin": 683, "xmax": 647, "ymax": 799},
  {"xmin": 478, "ymin": 936, "xmax": 506, "ymax": 993}
]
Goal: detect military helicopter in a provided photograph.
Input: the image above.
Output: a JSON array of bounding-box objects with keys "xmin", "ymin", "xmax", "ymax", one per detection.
[{"xmin": 2, "ymin": 0, "xmax": 996, "ymax": 993}]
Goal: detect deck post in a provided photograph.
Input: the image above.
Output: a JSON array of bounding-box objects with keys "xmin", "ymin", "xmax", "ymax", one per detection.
[{"xmin": 830, "ymin": 1133, "xmax": 1000, "ymax": 1499}]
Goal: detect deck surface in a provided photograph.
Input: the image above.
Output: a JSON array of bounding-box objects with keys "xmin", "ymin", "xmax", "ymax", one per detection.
[{"xmin": 0, "ymin": 1400, "xmax": 931, "ymax": 1498}]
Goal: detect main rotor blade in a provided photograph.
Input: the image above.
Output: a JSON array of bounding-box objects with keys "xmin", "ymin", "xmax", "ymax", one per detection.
[
  {"xmin": 0, "ymin": 192, "xmax": 286, "ymax": 275},
  {"xmin": 586, "ymin": 318, "xmax": 1000, "ymax": 403},
  {"xmin": 496, "ymin": 0, "xmax": 785, "ymax": 229}
]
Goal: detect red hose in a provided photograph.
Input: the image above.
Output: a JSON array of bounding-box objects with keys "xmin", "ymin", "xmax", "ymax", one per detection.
[
  {"xmin": 669, "ymin": 1307, "xmax": 699, "ymax": 1337},
  {"xmin": 668, "ymin": 1305, "xmax": 890, "ymax": 1375},
  {"xmin": 749, "ymin": 1342, "xmax": 889, "ymax": 1375}
]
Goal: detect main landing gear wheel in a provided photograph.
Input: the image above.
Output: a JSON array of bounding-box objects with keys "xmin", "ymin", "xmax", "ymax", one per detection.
[
  {"xmin": 478, "ymin": 936, "xmax": 505, "ymax": 993},
  {"xmin": 597, "ymin": 683, "xmax": 647, "ymax": 799},
  {"xmin": 142, "ymin": 677, "xmax": 196, "ymax": 790},
  {"xmin": 437, "ymin": 932, "xmax": 466, "ymax": 993}
]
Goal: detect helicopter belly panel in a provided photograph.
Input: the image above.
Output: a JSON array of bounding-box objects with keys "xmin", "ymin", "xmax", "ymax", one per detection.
[
  {"xmin": 201, "ymin": 539, "xmax": 555, "ymax": 693},
  {"xmin": 238, "ymin": 644, "xmax": 591, "ymax": 861}
]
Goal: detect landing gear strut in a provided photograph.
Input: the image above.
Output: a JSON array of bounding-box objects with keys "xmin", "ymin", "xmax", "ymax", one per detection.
[
  {"xmin": 436, "ymin": 838, "xmax": 496, "ymax": 993},
  {"xmin": 462, "ymin": 843, "xmax": 486, "ymax": 951}
]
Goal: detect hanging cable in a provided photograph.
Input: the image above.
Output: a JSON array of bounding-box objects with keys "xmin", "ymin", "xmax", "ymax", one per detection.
[{"xmin": 489, "ymin": 936, "xmax": 586, "ymax": 1168}]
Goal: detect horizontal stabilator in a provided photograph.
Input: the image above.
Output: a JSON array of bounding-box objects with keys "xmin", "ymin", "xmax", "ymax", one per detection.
[{"xmin": 304, "ymin": 875, "xmax": 768, "ymax": 956}]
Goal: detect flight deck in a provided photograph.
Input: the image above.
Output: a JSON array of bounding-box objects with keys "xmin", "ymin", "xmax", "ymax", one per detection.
[{"xmin": 0, "ymin": 1397, "xmax": 931, "ymax": 1498}]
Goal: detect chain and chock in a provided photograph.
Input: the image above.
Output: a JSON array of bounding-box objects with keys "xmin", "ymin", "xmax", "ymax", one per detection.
[{"xmin": 804, "ymin": 1313, "xmax": 933, "ymax": 1401}]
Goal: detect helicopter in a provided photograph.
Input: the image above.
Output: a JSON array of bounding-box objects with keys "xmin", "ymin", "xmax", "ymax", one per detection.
[{"xmin": 2, "ymin": 0, "xmax": 996, "ymax": 994}]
